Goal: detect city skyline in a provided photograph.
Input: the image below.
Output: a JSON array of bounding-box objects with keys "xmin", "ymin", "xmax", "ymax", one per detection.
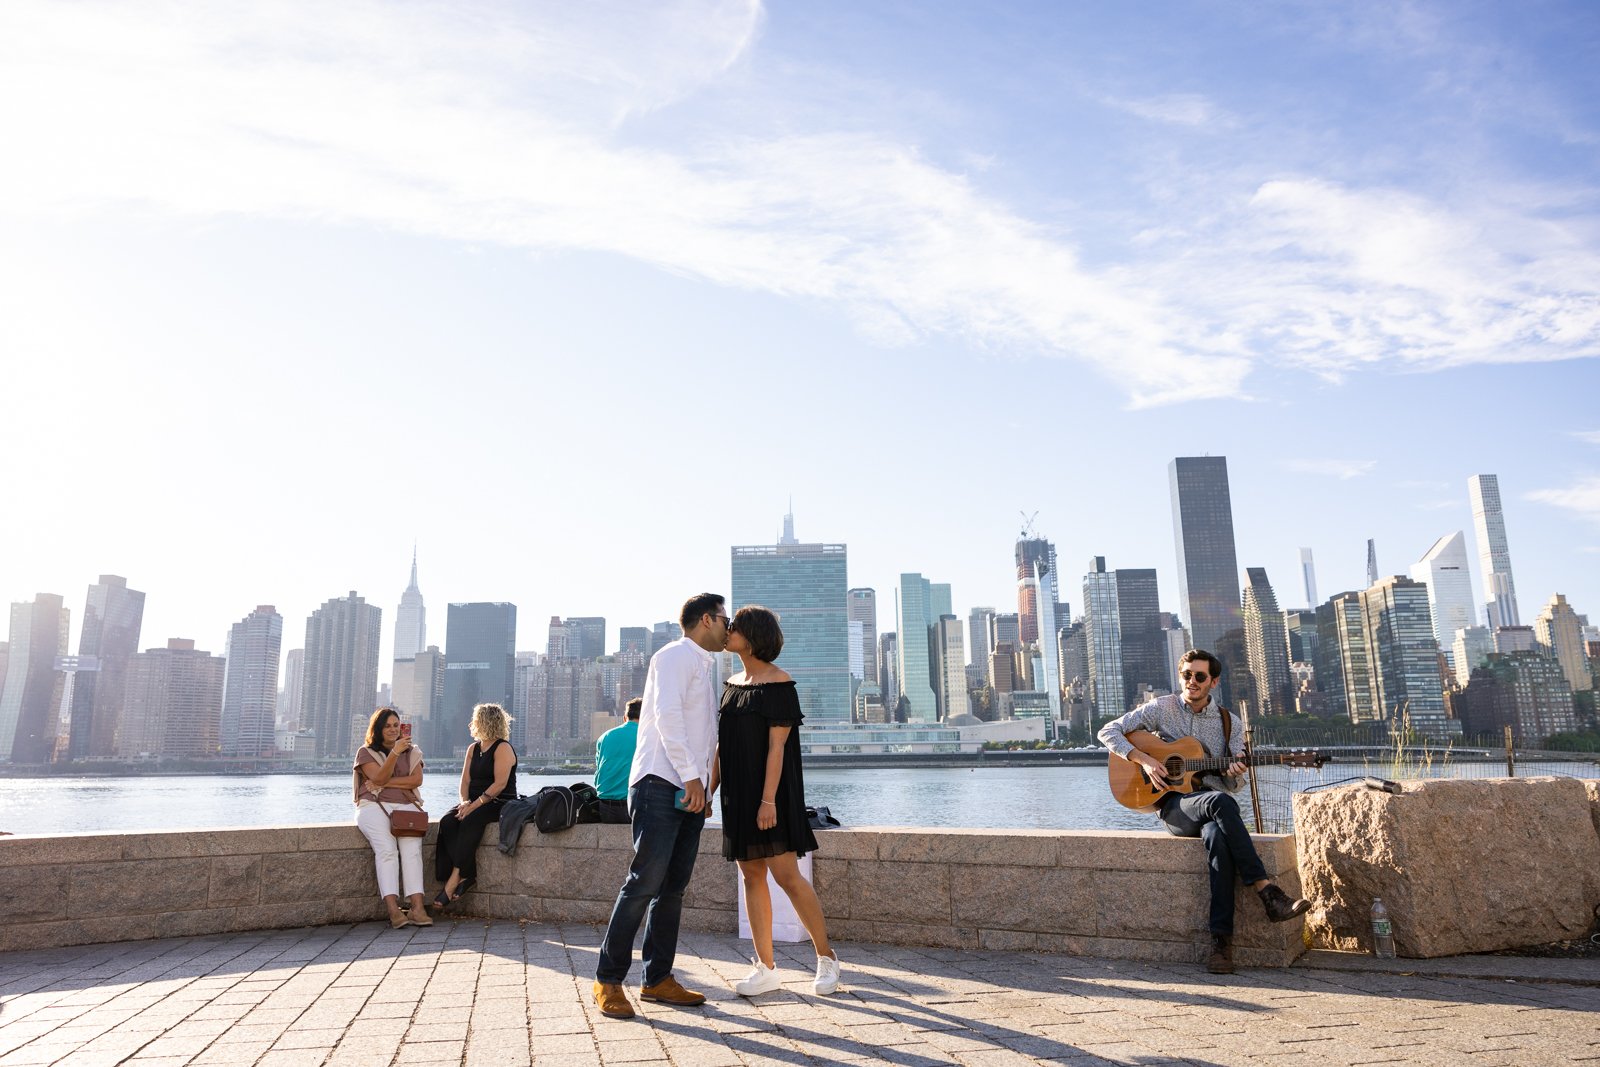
[
  {"xmin": 4, "ymin": 2, "xmax": 1600, "ymax": 671},
  {"xmin": 5, "ymin": 470, "xmax": 1599, "ymax": 685}
]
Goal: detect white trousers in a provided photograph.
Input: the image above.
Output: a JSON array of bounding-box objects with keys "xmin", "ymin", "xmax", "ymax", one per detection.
[{"xmin": 356, "ymin": 800, "xmax": 424, "ymax": 899}]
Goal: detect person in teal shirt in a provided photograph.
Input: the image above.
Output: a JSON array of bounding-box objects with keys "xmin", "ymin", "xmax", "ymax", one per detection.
[{"xmin": 594, "ymin": 698, "xmax": 641, "ymax": 823}]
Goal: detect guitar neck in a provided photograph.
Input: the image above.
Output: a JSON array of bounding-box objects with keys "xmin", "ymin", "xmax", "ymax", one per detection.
[{"xmin": 1171, "ymin": 753, "xmax": 1299, "ymax": 772}]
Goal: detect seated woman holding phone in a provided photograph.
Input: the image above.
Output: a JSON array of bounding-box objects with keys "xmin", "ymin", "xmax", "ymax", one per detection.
[
  {"xmin": 432, "ymin": 703, "xmax": 518, "ymax": 909},
  {"xmin": 353, "ymin": 707, "xmax": 433, "ymax": 929}
]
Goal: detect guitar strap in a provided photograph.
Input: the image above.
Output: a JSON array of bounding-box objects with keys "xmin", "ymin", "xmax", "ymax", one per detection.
[{"xmin": 1220, "ymin": 705, "xmax": 1232, "ymax": 756}]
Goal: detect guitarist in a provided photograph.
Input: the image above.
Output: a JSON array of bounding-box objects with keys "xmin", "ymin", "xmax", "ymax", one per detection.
[{"xmin": 1097, "ymin": 648, "xmax": 1310, "ymax": 974}]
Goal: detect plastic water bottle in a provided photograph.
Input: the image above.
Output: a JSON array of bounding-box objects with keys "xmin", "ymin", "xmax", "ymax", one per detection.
[{"xmin": 1370, "ymin": 897, "xmax": 1396, "ymax": 958}]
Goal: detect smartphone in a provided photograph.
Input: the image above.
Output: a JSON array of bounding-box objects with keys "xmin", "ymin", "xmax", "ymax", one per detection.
[
  {"xmin": 400, "ymin": 723, "xmax": 412, "ymax": 740},
  {"xmin": 674, "ymin": 788, "xmax": 693, "ymax": 810}
]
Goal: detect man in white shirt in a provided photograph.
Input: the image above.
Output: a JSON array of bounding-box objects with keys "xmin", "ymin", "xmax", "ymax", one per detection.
[{"xmin": 594, "ymin": 593, "xmax": 728, "ymax": 1019}]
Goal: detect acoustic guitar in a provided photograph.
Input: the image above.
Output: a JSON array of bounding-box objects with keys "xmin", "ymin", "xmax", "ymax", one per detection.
[{"xmin": 1108, "ymin": 729, "xmax": 1327, "ymax": 812}]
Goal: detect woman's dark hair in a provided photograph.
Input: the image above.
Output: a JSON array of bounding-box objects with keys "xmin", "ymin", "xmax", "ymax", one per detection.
[
  {"xmin": 364, "ymin": 706, "xmax": 399, "ymax": 750},
  {"xmin": 1180, "ymin": 649, "xmax": 1223, "ymax": 678},
  {"xmin": 680, "ymin": 592, "xmax": 725, "ymax": 630},
  {"xmin": 731, "ymin": 605, "xmax": 783, "ymax": 663}
]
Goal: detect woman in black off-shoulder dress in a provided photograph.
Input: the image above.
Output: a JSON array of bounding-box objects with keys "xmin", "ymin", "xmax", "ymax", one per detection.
[{"xmin": 712, "ymin": 605, "xmax": 840, "ymax": 997}]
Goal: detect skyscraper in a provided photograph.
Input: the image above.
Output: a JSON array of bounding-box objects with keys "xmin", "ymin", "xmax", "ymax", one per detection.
[
  {"xmin": 1082, "ymin": 558, "xmax": 1124, "ymax": 721},
  {"xmin": 1324, "ymin": 591, "xmax": 1373, "ymax": 723},
  {"xmin": 279, "ymin": 649, "xmax": 304, "ymax": 729},
  {"xmin": 122, "ymin": 638, "xmax": 227, "ymax": 759},
  {"xmin": 392, "ymin": 644, "xmax": 444, "ymax": 732},
  {"xmin": 1469, "ymin": 474, "xmax": 1521, "ymax": 628},
  {"xmin": 1299, "ymin": 548, "xmax": 1318, "ymax": 609},
  {"xmin": 564, "ymin": 618, "xmax": 607, "ymax": 661},
  {"xmin": 1015, "ymin": 535, "xmax": 1058, "ymax": 646},
  {"xmin": 1534, "ymin": 593, "xmax": 1591, "ymax": 693},
  {"xmin": 988, "ymin": 612, "xmax": 1020, "ymax": 653},
  {"xmin": 933, "ymin": 615, "xmax": 966, "ymax": 720},
  {"xmin": 1241, "ymin": 568, "xmax": 1293, "ymax": 717},
  {"xmin": 442, "ymin": 602, "xmax": 518, "ymax": 756},
  {"xmin": 967, "ymin": 607, "xmax": 995, "ymax": 676},
  {"xmin": 618, "ymin": 626, "xmax": 650, "ymax": 655},
  {"xmin": 1451, "ymin": 626, "xmax": 1494, "ymax": 687},
  {"xmin": 732, "ymin": 518, "xmax": 850, "ymax": 723},
  {"xmin": 846, "ymin": 589, "xmax": 877, "ymax": 685},
  {"xmin": 1409, "ymin": 531, "xmax": 1476, "ymax": 670},
  {"xmin": 1361, "ymin": 576, "xmax": 1452, "ymax": 736},
  {"xmin": 878, "ymin": 632, "xmax": 899, "ymax": 716},
  {"xmin": 394, "ymin": 549, "xmax": 426, "ymax": 661},
  {"xmin": 0, "ymin": 594, "xmax": 70, "ymax": 763},
  {"xmin": 896, "ymin": 574, "xmax": 939, "ymax": 722},
  {"xmin": 220, "ymin": 605, "xmax": 283, "ymax": 757},
  {"xmin": 301, "ymin": 592, "xmax": 383, "ymax": 759},
  {"xmin": 1114, "ymin": 569, "xmax": 1163, "ymax": 710},
  {"xmin": 1365, "ymin": 539, "xmax": 1380, "ymax": 588},
  {"xmin": 1034, "ymin": 563, "xmax": 1063, "ymax": 719},
  {"xmin": 66, "ymin": 575, "xmax": 145, "ymax": 760},
  {"xmin": 1169, "ymin": 457, "xmax": 1244, "ymax": 699}
]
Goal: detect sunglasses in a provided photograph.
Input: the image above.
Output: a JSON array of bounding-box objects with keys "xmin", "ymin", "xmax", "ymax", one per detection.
[
  {"xmin": 713, "ymin": 614, "xmax": 731, "ymax": 627},
  {"xmin": 1181, "ymin": 670, "xmax": 1211, "ymax": 682}
]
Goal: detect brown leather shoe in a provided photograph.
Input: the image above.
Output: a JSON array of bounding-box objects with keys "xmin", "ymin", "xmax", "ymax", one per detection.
[
  {"xmin": 1258, "ymin": 883, "xmax": 1312, "ymax": 923},
  {"xmin": 640, "ymin": 975, "xmax": 706, "ymax": 1006},
  {"xmin": 1206, "ymin": 933, "xmax": 1234, "ymax": 974},
  {"xmin": 593, "ymin": 981, "xmax": 635, "ymax": 1019}
]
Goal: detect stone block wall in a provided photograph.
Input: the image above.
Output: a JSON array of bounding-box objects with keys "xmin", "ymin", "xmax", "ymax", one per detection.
[{"xmin": 0, "ymin": 822, "xmax": 1305, "ymax": 966}]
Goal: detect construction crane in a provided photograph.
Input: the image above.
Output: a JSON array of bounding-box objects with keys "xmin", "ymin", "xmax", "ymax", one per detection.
[{"xmin": 1019, "ymin": 510, "xmax": 1039, "ymax": 539}]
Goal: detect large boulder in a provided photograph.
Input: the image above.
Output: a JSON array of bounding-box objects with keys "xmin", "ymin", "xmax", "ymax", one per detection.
[{"xmin": 1293, "ymin": 776, "xmax": 1600, "ymax": 957}]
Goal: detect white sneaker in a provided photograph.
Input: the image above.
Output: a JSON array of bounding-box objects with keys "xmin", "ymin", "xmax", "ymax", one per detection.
[
  {"xmin": 813, "ymin": 952, "xmax": 841, "ymax": 995},
  {"xmin": 734, "ymin": 957, "xmax": 783, "ymax": 996}
]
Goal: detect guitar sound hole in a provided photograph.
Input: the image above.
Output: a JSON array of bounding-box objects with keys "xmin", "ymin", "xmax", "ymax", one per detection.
[{"xmin": 1165, "ymin": 759, "xmax": 1183, "ymax": 778}]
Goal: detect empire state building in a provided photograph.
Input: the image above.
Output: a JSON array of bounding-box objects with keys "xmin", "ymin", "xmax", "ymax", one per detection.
[{"xmin": 394, "ymin": 549, "xmax": 426, "ymax": 660}]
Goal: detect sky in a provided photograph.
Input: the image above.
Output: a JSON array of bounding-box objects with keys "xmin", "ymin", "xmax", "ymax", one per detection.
[{"xmin": 3, "ymin": 0, "xmax": 1600, "ymax": 673}]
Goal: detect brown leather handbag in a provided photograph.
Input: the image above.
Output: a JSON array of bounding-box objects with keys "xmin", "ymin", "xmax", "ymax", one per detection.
[{"xmin": 376, "ymin": 792, "xmax": 429, "ymax": 837}]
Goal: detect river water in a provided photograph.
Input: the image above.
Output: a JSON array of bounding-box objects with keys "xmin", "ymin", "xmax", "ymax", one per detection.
[{"xmin": 3, "ymin": 762, "xmax": 1594, "ymax": 836}]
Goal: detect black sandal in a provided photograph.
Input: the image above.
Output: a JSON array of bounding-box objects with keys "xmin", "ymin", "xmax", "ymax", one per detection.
[
  {"xmin": 432, "ymin": 888, "xmax": 452, "ymax": 910},
  {"xmin": 448, "ymin": 878, "xmax": 475, "ymax": 902}
]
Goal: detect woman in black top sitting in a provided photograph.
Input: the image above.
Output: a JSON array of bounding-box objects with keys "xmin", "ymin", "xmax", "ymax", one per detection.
[
  {"xmin": 712, "ymin": 605, "xmax": 840, "ymax": 997},
  {"xmin": 432, "ymin": 702, "xmax": 518, "ymax": 909}
]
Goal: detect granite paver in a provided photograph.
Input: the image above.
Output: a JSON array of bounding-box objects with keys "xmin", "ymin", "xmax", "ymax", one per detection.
[{"xmin": 1, "ymin": 922, "xmax": 1596, "ymax": 1066}]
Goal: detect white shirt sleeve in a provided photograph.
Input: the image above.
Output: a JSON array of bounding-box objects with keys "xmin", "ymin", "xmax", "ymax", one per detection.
[{"xmin": 653, "ymin": 645, "xmax": 705, "ymax": 785}]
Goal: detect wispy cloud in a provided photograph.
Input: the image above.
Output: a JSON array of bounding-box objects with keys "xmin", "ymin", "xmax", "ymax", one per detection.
[
  {"xmin": 1572, "ymin": 430, "xmax": 1600, "ymax": 445},
  {"xmin": 1528, "ymin": 476, "xmax": 1600, "ymax": 525},
  {"xmin": 1281, "ymin": 459, "xmax": 1377, "ymax": 480},
  {"xmin": 1100, "ymin": 93, "xmax": 1231, "ymax": 128},
  {"xmin": 1, "ymin": 1, "xmax": 1596, "ymax": 407}
]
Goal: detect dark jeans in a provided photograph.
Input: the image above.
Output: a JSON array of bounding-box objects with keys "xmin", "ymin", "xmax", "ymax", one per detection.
[
  {"xmin": 1158, "ymin": 789, "xmax": 1268, "ymax": 937},
  {"xmin": 435, "ymin": 802, "xmax": 501, "ymax": 883},
  {"xmin": 595, "ymin": 776, "xmax": 705, "ymax": 986},
  {"xmin": 596, "ymin": 798, "xmax": 630, "ymax": 824}
]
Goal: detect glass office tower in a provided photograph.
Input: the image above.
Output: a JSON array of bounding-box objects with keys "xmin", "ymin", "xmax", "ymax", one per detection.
[
  {"xmin": 732, "ymin": 535, "xmax": 850, "ymax": 723},
  {"xmin": 1169, "ymin": 456, "xmax": 1245, "ymax": 703},
  {"xmin": 442, "ymin": 602, "xmax": 518, "ymax": 756}
]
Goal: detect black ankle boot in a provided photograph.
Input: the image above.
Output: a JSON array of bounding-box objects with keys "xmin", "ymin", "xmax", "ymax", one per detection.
[{"xmin": 1258, "ymin": 883, "xmax": 1311, "ymax": 923}]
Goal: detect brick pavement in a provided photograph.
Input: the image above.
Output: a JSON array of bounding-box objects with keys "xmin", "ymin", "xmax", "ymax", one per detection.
[{"xmin": 1, "ymin": 921, "xmax": 1596, "ymax": 1067}]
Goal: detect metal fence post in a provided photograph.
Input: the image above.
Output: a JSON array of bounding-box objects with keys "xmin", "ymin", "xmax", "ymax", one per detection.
[{"xmin": 1504, "ymin": 725, "xmax": 1515, "ymax": 777}]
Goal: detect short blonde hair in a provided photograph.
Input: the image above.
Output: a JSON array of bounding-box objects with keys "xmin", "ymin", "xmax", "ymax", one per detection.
[{"xmin": 470, "ymin": 703, "xmax": 511, "ymax": 743}]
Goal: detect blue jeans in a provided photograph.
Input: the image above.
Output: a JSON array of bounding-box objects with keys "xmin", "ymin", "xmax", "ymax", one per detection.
[
  {"xmin": 595, "ymin": 776, "xmax": 706, "ymax": 986},
  {"xmin": 1159, "ymin": 790, "xmax": 1267, "ymax": 937}
]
